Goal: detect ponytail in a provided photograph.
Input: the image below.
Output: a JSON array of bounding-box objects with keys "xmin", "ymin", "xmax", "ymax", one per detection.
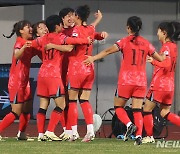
[{"xmin": 171, "ymin": 21, "xmax": 180, "ymax": 41}]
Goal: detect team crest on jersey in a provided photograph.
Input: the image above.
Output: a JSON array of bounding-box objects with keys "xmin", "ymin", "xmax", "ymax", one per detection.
[
  {"xmin": 72, "ymin": 33, "xmax": 78, "ymax": 37},
  {"xmin": 164, "ymin": 50, "xmax": 169, "ymax": 55}
]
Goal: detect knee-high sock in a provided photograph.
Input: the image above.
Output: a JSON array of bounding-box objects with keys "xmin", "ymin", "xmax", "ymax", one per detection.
[
  {"xmin": 133, "ymin": 108, "xmax": 143, "ymax": 137},
  {"xmin": 165, "ymin": 112, "xmax": 180, "ymax": 126},
  {"xmin": 47, "ymin": 107, "xmax": 63, "ymax": 132},
  {"xmin": 80, "ymin": 100, "xmax": 93, "ymax": 125},
  {"xmin": 68, "ymin": 101, "xmax": 78, "ymax": 127},
  {"xmin": 143, "ymin": 112, "xmax": 153, "ymax": 136},
  {"xmin": 19, "ymin": 113, "xmax": 30, "ymax": 132},
  {"xmin": 0, "ymin": 112, "xmax": 18, "ymax": 133},
  {"xmin": 37, "ymin": 108, "xmax": 46, "ymax": 133},
  {"xmin": 115, "ymin": 107, "xmax": 131, "ymax": 125}
]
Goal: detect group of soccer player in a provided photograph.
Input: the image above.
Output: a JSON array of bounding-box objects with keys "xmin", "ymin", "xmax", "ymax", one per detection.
[{"xmin": 0, "ymin": 4, "xmax": 180, "ymax": 145}]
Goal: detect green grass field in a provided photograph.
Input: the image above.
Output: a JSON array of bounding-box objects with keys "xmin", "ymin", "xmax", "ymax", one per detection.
[{"xmin": 0, "ymin": 138, "xmax": 179, "ymax": 154}]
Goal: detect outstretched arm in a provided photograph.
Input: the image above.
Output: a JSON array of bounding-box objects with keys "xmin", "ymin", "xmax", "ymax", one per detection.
[
  {"xmin": 84, "ymin": 44, "xmax": 119, "ymax": 65},
  {"xmin": 45, "ymin": 43, "xmax": 74, "ymax": 52},
  {"xmin": 151, "ymin": 51, "xmax": 166, "ymax": 62}
]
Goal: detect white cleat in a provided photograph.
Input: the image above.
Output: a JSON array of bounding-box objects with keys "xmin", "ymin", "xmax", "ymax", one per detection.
[
  {"xmin": 68, "ymin": 132, "xmax": 80, "ymax": 142},
  {"xmin": 44, "ymin": 131, "xmax": 62, "ymax": 141},
  {"xmin": 81, "ymin": 133, "xmax": 95, "ymax": 142},
  {"xmin": 142, "ymin": 136, "xmax": 155, "ymax": 144}
]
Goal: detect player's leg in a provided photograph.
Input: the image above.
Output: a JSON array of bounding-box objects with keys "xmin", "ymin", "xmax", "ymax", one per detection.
[
  {"xmin": 79, "ymin": 89, "xmax": 94, "ymax": 142},
  {"xmin": 68, "ymin": 89, "xmax": 79, "ymax": 141},
  {"xmin": 17, "ymin": 99, "xmax": 32, "ymax": 140},
  {"xmin": 36, "ymin": 97, "xmax": 49, "ymax": 141},
  {"xmin": 132, "ymin": 97, "xmax": 144, "ymax": 145},
  {"xmin": 17, "ymin": 83, "xmax": 32, "ymax": 140},
  {"xmin": 160, "ymin": 104, "xmax": 180, "ymax": 126},
  {"xmin": 114, "ymin": 86, "xmax": 136, "ymax": 142}
]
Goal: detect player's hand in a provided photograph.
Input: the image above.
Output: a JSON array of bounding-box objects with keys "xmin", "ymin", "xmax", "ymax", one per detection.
[
  {"xmin": 24, "ymin": 41, "xmax": 32, "ymax": 48},
  {"xmin": 87, "ymin": 37, "xmax": 93, "ymax": 45},
  {"xmin": 45, "ymin": 43, "xmax": 54, "ymax": 50},
  {"xmin": 146, "ymin": 56, "xmax": 153, "ymax": 63},
  {"xmin": 94, "ymin": 10, "xmax": 102, "ymax": 20},
  {"xmin": 101, "ymin": 31, "xmax": 109, "ymax": 39},
  {"xmin": 83, "ymin": 56, "xmax": 94, "ymax": 66}
]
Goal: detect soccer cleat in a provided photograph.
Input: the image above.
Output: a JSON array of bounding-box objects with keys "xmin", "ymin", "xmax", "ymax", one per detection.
[
  {"xmin": 37, "ymin": 135, "xmax": 48, "ymax": 141},
  {"xmin": 134, "ymin": 136, "xmax": 142, "ymax": 145},
  {"xmin": 59, "ymin": 132, "xmax": 71, "ymax": 141},
  {"xmin": 124, "ymin": 124, "xmax": 137, "ymax": 141},
  {"xmin": 17, "ymin": 132, "xmax": 28, "ymax": 140},
  {"xmin": 142, "ymin": 136, "xmax": 155, "ymax": 144},
  {"xmin": 81, "ymin": 133, "xmax": 95, "ymax": 142},
  {"xmin": 68, "ymin": 132, "xmax": 80, "ymax": 142},
  {"xmin": 44, "ymin": 131, "xmax": 62, "ymax": 141}
]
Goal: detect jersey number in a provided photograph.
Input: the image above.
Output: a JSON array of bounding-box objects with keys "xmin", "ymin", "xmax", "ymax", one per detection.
[
  {"xmin": 132, "ymin": 49, "xmax": 145, "ymax": 65},
  {"xmin": 45, "ymin": 49, "xmax": 54, "ymax": 60}
]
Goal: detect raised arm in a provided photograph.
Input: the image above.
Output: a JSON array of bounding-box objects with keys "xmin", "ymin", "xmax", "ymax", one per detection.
[{"xmin": 90, "ymin": 10, "xmax": 103, "ymax": 27}]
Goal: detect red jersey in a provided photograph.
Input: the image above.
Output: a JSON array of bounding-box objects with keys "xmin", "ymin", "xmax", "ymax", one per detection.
[
  {"xmin": 69, "ymin": 25, "xmax": 95, "ymax": 61},
  {"xmin": 115, "ymin": 35, "xmax": 156, "ymax": 86},
  {"xmin": 150, "ymin": 42, "xmax": 177, "ymax": 91},
  {"xmin": 8, "ymin": 37, "xmax": 39, "ymax": 89}
]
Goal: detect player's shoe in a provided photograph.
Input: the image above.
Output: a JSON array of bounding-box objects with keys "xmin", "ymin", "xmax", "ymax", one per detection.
[
  {"xmin": 0, "ymin": 135, "xmax": 2, "ymax": 141},
  {"xmin": 37, "ymin": 135, "xmax": 48, "ymax": 141},
  {"xmin": 142, "ymin": 136, "xmax": 155, "ymax": 144},
  {"xmin": 134, "ymin": 136, "xmax": 142, "ymax": 145},
  {"xmin": 124, "ymin": 123, "xmax": 137, "ymax": 141},
  {"xmin": 81, "ymin": 133, "xmax": 95, "ymax": 142},
  {"xmin": 68, "ymin": 132, "xmax": 80, "ymax": 142},
  {"xmin": 44, "ymin": 131, "xmax": 62, "ymax": 141},
  {"xmin": 17, "ymin": 132, "xmax": 28, "ymax": 140},
  {"xmin": 59, "ymin": 132, "xmax": 71, "ymax": 141}
]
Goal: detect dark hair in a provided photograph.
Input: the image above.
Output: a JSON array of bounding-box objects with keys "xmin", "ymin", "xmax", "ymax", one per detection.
[
  {"xmin": 59, "ymin": 7, "xmax": 74, "ymax": 18},
  {"xmin": 127, "ymin": 16, "xmax": 142, "ymax": 42},
  {"xmin": 32, "ymin": 21, "xmax": 46, "ymax": 39},
  {"xmin": 3, "ymin": 20, "xmax": 31, "ymax": 38},
  {"xmin": 45, "ymin": 15, "xmax": 62, "ymax": 33},
  {"xmin": 75, "ymin": 5, "xmax": 90, "ymax": 23},
  {"xmin": 158, "ymin": 21, "xmax": 180, "ymax": 42}
]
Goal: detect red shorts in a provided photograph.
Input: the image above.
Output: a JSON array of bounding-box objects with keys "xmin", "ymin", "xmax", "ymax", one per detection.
[
  {"xmin": 37, "ymin": 77, "xmax": 65, "ymax": 97},
  {"xmin": 68, "ymin": 62, "xmax": 94, "ymax": 90},
  {"xmin": 115, "ymin": 85, "xmax": 146, "ymax": 99},
  {"xmin": 146, "ymin": 90, "xmax": 174, "ymax": 106},
  {"xmin": 9, "ymin": 81, "xmax": 32, "ymax": 103}
]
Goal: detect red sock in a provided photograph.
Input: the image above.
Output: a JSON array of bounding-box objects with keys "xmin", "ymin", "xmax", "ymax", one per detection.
[
  {"xmin": 115, "ymin": 107, "xmax": 131, "ymax": 125},
  {"xmin": 80, "ymin": 101, "xmax": 93, "ymax": 124},
  {"xmin": 143, "ymin": 112, "xmax": 153, "ymax": 136},
  {"xmin": 68, "ymin": 101, "xmax": 78, "ymax": 126},
  {"xmin": 47, "ymin": 107, "xmax": 63, "ymax": 132},
  {"xmin": 37, "ymin": 112, "xmax": 46, "ymax": 133},
  {"xmin": 166, "ymin": 112, "xmax": 180, "ymax": 126},
  {"xmin": 133, "ymin": 111, "xmax": 143, "ymax": 136},
  {"xmin": 0, "ymin": 112, "xmax": 17, "ymax": 133},
  {"xmin": 19, "ymin": 113, "xmax": 30, "ymax": 132}
]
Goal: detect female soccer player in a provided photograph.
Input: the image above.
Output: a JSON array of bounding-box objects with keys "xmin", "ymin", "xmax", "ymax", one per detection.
[
  {"xmin": 142, "ymin": 21, "xmax": 180, "ymax": 143},
  {"xmin": 0, "ymin": 20, "xmax": 40, "ymax": 140},
  {"xmin": 84, "ymin": 16, "xmax": 165, "ymax": 145},
  {"xmin": 65, "ymin": 5, "xmax": 103, "ymax": 142}
]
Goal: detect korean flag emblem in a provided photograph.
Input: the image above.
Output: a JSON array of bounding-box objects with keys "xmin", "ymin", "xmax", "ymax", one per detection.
[
  {"xmin": 164, "ymin": 50, "xmax": 169, "ymax": 55},
  {"xmin": 72, "ymin": 33, "xmax": 78, "ymax": 37}
]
